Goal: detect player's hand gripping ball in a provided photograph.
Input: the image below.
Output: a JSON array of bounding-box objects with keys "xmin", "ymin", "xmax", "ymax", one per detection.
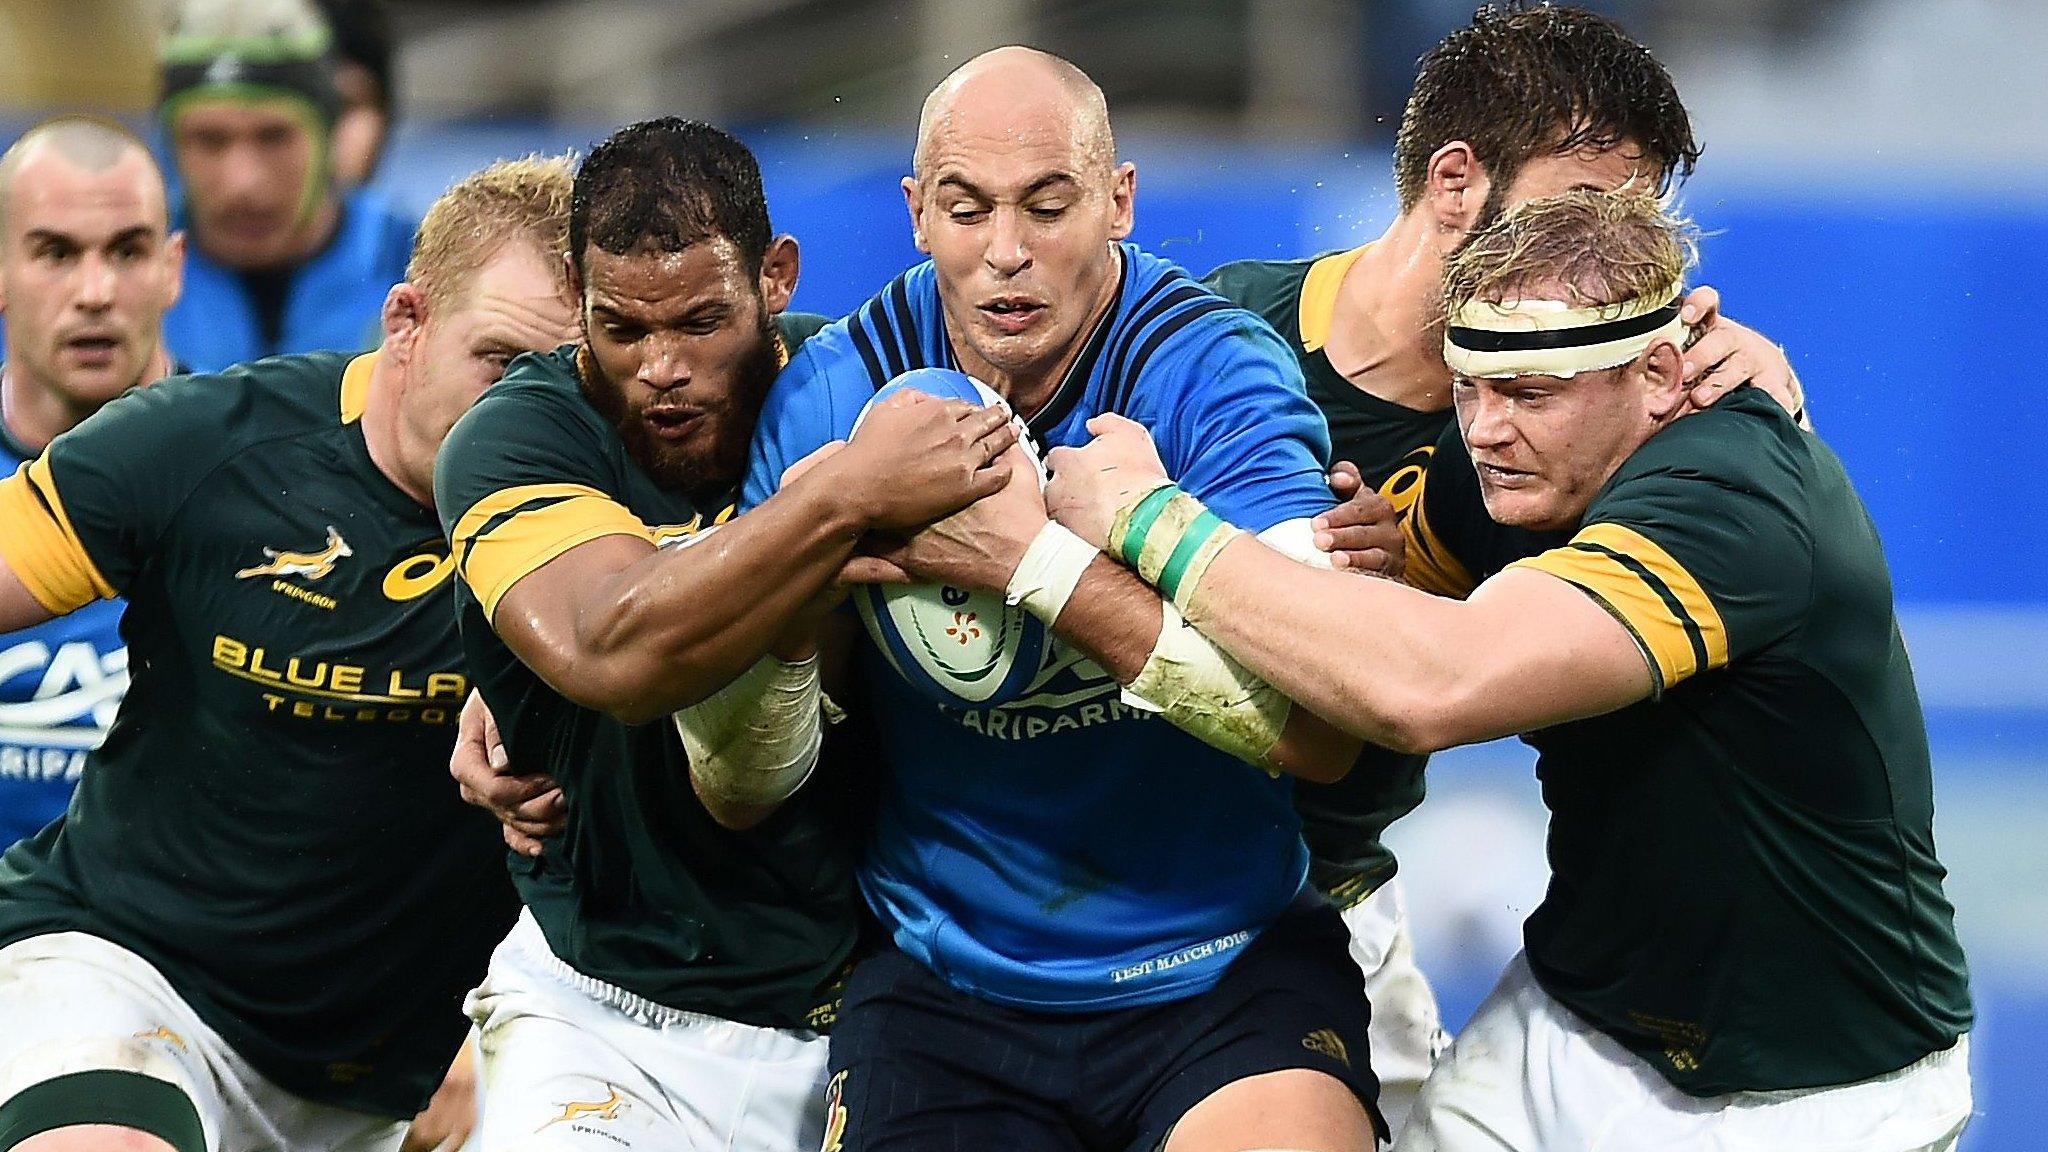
[{"xmin": 852, "ymin": 368, "xmax": 1049, "ymax": 709}]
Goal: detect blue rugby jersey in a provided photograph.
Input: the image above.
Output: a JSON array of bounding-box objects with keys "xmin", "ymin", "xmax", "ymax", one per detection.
[
  {"xmin": 744, "ymin": 243, "xmax": 1335, "ymax": 1011},
  {"xmin": 0, "ymin": 418, "xmax": 126, "ymax": 847},
  {"xmin": 164, "ymin": 188, "xmax": 416, "ymax": 372}
]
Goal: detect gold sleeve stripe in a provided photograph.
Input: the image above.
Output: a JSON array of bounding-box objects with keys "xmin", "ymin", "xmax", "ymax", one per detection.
[
  {"xmin": 450, "ymin": 483, "xmax": 653, "ymax": 621},
  {"xmin": 1399, "ymin": 471, "xmax": 1477, "ymax": 599},
  {"xmin": 339, "ymin": 352, "xmax": 377, "ymax": 424},
  {"xmin": 1506, "ymin": 523, "xmax": 1727, "ymax": 691},
  {"xmin": 0, "ymin": 460, "xmax": 117, "ymax": 613},
  {"xmin": 1573, "ymin": 523, "xmax": 1728, "ymax": 671},
  {"xmin": 1297, "ymin": 245, "xmax": 1368, "ymax": 353}
]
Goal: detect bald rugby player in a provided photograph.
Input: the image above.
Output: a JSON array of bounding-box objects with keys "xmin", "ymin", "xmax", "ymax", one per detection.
[
  {"xmin": 0, "ymin": 118, "xmax": 183, "ymax": 849},
  {"xmin": 744, "ymin": 48, "xmax": 1382, "ymax": 1152}
]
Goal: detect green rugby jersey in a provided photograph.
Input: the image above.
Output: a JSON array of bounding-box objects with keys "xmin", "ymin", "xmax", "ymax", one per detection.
[
  {"xmin": 0, "ymin": 352, "xmax": 518, "ymax": 1117},
  {"xmin": 433, "ymin": 314, "xmax": 863, "ymax": 1030},
  {"xmin": 1406, "ymin": 386, "xmax": 1972, "ymax": 1093},
  {"xmin": 1203, "ymin": 249, "xmax": 1447, "ymax": 904}
]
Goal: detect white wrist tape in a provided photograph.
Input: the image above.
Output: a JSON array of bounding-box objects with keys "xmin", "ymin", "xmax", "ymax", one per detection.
[
  {"xmin": 673, "ymin": 654, "xmax": 823, "ymax": 806},
  {"xmin": 1004, "ymin": 522, "xmax": 1098, "ymax": 625},
  {"xmin": 1121, "ymin": 602, "xmax": 1288, "ymax": 768},
  {"xmin": 1255, "ymin": 517, "xmax": 1335, "ymax": 569}
]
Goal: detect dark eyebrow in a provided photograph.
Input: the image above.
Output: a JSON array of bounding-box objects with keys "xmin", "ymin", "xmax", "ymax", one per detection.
[
  {"xmin": 590, "ymin": 296, "xmax": 733, "ymax": 329},
  {"xmin": 21, "ymin": 229, "xmax": 78, "ymax": 249},
  {"xmin": 934, "ymin": 172, "xmax": 1080, "ymax": 201},
  {"xmin": 105, "ymin": 226, "xmax": 158, "ymax": 248}
]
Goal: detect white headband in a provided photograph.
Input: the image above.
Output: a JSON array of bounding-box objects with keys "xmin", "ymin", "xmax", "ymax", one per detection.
[{"xmin": 1444, "ymin": 291, "xmax": 1687, "ymax": 379}]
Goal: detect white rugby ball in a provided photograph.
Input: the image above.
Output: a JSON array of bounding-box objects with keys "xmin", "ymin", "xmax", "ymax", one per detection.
[{"xmin": 851, "ymin": 368, "xmax": 1049, "ymax": 710}]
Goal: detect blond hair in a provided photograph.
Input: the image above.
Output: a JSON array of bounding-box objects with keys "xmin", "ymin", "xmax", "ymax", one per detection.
[
  {"xmin": 1442, "ymin": 189, "xmax": 1697, "ymax": 322},
  {"xmin": 408, "ymin": 154, "xmax": 574, "ymax": 310}
]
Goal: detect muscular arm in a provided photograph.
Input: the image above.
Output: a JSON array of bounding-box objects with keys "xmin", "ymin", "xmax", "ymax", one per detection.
[
  {"xmin": 0, "ymin": 558, "xmax": 58, "ymax": 634},
  {"xmin": 1046, "ymin": 556, "xmax": 1365, "ymax": 782},
  {"xmin": 1182, "ymin": 541, "xmax": 1652, "ymax": 752},
  {"xmin": 493, "ymin": 454, "xmax": 898, "ymax": 726}
]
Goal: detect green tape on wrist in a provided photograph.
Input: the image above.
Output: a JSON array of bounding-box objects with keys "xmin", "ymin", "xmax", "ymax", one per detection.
[
  {"xmin": 1158, "ymin": 509, "xmax": 1224, "ymax": 602},
  {"xmin": 1117, "ymin": 485, "xmax": 1180, "ymax": 570}
]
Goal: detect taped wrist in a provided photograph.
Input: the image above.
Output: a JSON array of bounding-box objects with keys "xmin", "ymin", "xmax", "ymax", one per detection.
[
  {"xmin": 1005, "ymin": 522, "xmax": 1099, "ymax": 624},
  {"xmin": 1122, "ymin": 601, "xmax": 1287, "ymax": 769},
  {"xmin": 672, "ymin": 654, "xmax": 822, "ymax": 806},
  {"xmin": 1110, "ymin": 484, "xmax": 1242, "ymax": 612}
]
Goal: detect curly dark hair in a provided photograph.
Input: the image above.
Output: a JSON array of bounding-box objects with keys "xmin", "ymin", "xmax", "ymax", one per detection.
[
  {"xmin": 569, "ymin": 117, "xmax": 772, "ymax": 278},
  {"xmin": 1393, "ymin": 4, "xmax": 1701, "ymax": 210}
]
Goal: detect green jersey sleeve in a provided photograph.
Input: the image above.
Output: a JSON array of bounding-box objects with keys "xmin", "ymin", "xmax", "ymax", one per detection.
[
  {"xmin": 1505, "ymin": 397, "xmax": 1813, "ymax": 694},
  {"xmin": 1397, "ymin": 420, "xmax": 1564, "ymax": 598},
  {"xmin": 434, "ymin": 349, "xmax": 653, "ymax": 622},
  {"xmin": 1, "ymin": 362, "xmax": 328, "ymax": 606}
]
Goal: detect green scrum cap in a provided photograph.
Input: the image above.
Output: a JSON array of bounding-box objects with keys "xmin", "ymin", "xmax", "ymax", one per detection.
[{"xmin": 159, "ymin": 0, "xmax": 343, "ymax": 131}]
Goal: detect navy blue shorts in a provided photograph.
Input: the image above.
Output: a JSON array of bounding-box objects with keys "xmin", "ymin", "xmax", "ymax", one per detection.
[{"xmin": 821, "ymin": 896, "xmax": 1383, "ymax": 1152}]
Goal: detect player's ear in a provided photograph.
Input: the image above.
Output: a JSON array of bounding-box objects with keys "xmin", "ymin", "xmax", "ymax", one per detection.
[
  {"xmin": 758, "ymin": 234, "xmax": 800, "ymax": 314},
  {"xmin": 160, "ymin": 230, "xmax": 187, "ymax": 312},
  {"xmin": 562, "ymin": 250, "xmax": 583, "ymax": 301},
  {"xmin": 1638, "ymin": 338, "xmax": 1687, "ymax": 419},
  {"xmin": 1107, "ymin": 161, "xmax": 1136, "ymax": 241},
  {"xmin": 381, "ymin": 282, "xmax": 426, "ymax": 362},
  {"xmin": 1425, "ymin": 141, "xmax": 1489, "ymax": 241},
  {"xmin": 902, "ymin": 176, "xmax": 929, "ymax": 253}
]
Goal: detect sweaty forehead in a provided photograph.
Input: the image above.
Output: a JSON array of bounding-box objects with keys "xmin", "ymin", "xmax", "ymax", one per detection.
[
  {"xmin": 919, "ymin": 77, "xmax": 1106, "ymax": 184},
  {"xmin": 584, "ymin": 238, "xmax": 752, "ymax": 314}
]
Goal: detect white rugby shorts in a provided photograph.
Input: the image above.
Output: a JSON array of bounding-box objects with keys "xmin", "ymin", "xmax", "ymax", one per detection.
[
  {"xmin": 464, "ymin": 911, "xmax": 830, "ymax": 1152},
  {"xmin": 1338, "ymin": 878, "xmax": 1450, "ymax": 1141},
  {"xmin": 0, "ymin": 932, "xmax": 406, "ymax": 1152},
  {"xmin": 1403, "ymin": 952, "xmax": 1973, "ymax": 1152}
]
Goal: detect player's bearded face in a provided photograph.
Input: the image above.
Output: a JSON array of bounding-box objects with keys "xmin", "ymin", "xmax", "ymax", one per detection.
[{"xmin": 577, "ymin": 240, "xmax": 782, "ymax": 499}]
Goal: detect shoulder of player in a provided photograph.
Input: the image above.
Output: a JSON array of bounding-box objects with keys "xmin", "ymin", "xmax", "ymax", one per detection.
[
  {"xmin": 450, "ymin": 345, "xmax": 606, "ymax": 452},
  {"xmin": 1107, "ymin": 282, "xmax": 1303, "ymax": 407},
  {"xmin": 759, "ymin": 314, "xmax": 874, "ymax": 434},
  {"xmin": 1604, "ymin": 388, "xmax": 1804, "ymax": 501},
  {"xmin": 1199, "ymin": 255, "xmax": 1315, "ymax": 320},
  {"xmin": 775, "ymin": 310, "xmax": 836, "ymax": 356},
  {"xmin": 87, "ymin": 350, "xmax": 357, "ymax": 453},
  {"xmin": 336, "ymin": 187, "xmax": 422, "ymax": 260}
]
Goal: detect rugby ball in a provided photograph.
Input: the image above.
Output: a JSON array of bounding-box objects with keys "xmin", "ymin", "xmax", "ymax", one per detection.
[{"xmin": 852, "ymin": 368, "xmax": 1050, "ymax": 710}]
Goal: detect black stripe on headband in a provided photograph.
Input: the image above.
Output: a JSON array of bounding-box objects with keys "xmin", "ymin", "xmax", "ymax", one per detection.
[
  {"xmin": 161, "ymin": 57, "xmax": 342, "ymax": 125},
  {"xmin": 1448, "ymin": 299, "xmax": 1681, "ymax": 354}
]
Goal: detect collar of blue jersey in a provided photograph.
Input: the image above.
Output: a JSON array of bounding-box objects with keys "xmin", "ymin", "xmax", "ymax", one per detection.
[{"xmin": 943, "ymin": 245, "xmax": 1125, "ymax": 445}]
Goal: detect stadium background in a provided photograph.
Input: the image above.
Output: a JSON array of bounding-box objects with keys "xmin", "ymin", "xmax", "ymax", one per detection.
[{"xmin": 3, "ymin": 0, "xmax": 2040, "ymax": 1146}]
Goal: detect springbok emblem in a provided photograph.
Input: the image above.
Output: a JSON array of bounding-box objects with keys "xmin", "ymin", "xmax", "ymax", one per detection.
[
  {"xmin": 540, "ymin": 1086, "xmax": 630, "ymax": 1130},
  {"xmin": 237, "ymin": 526, "xmax": 353, "ymax": 581}
]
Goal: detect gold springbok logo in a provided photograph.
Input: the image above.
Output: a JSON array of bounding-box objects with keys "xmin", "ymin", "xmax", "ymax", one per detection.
[
  {"xmin": 133, "ymin": 1025, "xmax": 188, "ymax": 1052},
  {"xmin": 237, "ymin": 526, "xmax": 352, "ymax": 581},
  {"xmin": 539, "ymin": 1086, "xmax": 629, "ymax": 1130}
]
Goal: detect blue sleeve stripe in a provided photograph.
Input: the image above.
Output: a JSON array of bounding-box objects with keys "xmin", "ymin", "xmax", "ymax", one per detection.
[
  {"xmin": 1110, "ymin": 299, "xmax": 1236, "ymax": 414},
  {"xmin": 847, "ymin": 303, "xmax": 892, "ymax": 390},
  {"xmin": 1102, "ymin": 282, "xmax": 1209, "ymax": 408},
  {"xmin": 884, "ymin": 277, "xmax": 924, "ymax": 376}
]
